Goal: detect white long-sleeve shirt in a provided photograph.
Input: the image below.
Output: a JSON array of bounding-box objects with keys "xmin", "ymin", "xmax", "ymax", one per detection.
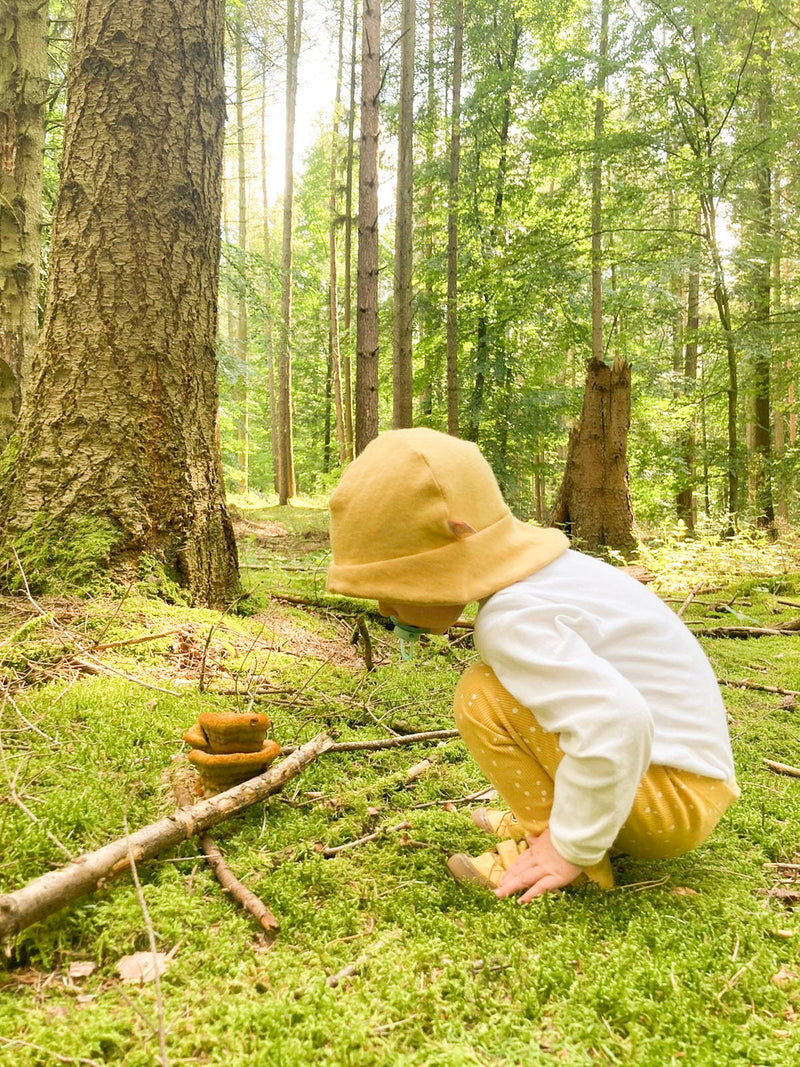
[{"xmin": 473, "ymin": 549, "xmax": 736, "ymax": 867}]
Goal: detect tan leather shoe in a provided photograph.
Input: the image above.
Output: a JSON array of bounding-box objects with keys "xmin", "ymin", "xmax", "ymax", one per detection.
[
  {"xmin": 447, "ymin": 839, "xmax": 528, "ymax": 890},
  {"xmin": 470, "ymin": 807, "xmax": 525, "ymax": 840}
]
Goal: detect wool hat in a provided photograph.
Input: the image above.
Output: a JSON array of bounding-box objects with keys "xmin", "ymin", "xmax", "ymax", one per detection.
[{"xmin": 326, "ymin": 428, "xmax": 568, "ymax": 605}]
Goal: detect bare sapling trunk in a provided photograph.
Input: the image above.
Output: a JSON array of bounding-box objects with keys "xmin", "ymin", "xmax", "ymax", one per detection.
[
  {"xmin": 446, "ymin": 0, "xmax": 464, "ymax": 437},
  {"xmin": 234, "ymin": 15, "xmax": 249, "ymax": 494},
  {"xmin": 329, "ymin": 0, "xmax": 348, "ymax": 464},
  {"xmin": 392, "ymin": 0, "xmax": 415, "ymax": 429},
  {"xmin": 261, "ymin": 75, "xmax": 280, "ymax": 491},
  {"xmin": 277, "ymin": 0, "xmax": 303, "ymax": 502},
  {"xmin": 676, "ymin": 212, "xmax": 700, "ymax": 532},
  {"xmin": 355, "ymin": 0, "xmax": 381, "ymax": 454}
]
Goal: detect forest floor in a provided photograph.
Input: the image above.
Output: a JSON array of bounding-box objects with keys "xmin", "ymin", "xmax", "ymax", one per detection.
[{"xmin": 1, "ymin": 506, "xmax": 800, "ymax": 1066}]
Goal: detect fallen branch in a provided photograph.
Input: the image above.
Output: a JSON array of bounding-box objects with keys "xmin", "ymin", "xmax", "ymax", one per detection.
[
  {"xmin": 199, "ymin": 834, "xmax": 279, "ymax": 934},
  {"xmin": 687, "ymin": 622, "xmax": 800, "ymax": 638},
  {"xmin": 718, "ymin": 679, "xmax": 800, "ymax": 698},
  {"xmin": 327, "ymin": 729, "xmax": 459, "ymax": 753},
  {"xmin": 677, "ymin": 582, "xmax": 706, "ymax": 617},
  {"xmin": 764, "ymin": 759, "xmax": 800, "ymax": 779},
  {"xmin": 171, "ymin": 775, "xmax": 280, "ymax": 935},
  {"xmin": 0, "ymin": 734, "xmax": 332, "ymax": 942}
]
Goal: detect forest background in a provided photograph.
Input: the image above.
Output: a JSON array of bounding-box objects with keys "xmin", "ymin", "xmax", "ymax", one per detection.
[{"xmin": 2, "ymin": 0, "xmax": 799, "ymax": 582}]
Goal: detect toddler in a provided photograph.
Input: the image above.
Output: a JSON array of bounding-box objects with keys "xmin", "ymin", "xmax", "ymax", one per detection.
[{"xmin": 326, "ymin": 428, "xmax": 738, "ymax": 901}]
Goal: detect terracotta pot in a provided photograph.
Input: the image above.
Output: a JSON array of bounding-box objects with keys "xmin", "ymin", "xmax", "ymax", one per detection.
[
  {"xmin": 196, "ymin": 711, "xmax": 272, "ymax": 754},
  {"xmin": 188, "ymin": 740, "xmax": 282, "ymax": 794}
]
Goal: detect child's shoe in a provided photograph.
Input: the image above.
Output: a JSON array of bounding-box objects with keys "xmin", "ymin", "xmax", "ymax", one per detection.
[
  {"xmin": 447, "ymin": 838, "xmax": 528, "ymax": 889},
  {"xmin": 471, "ymin": 807, "xmax": 525, "ymax": 840}
]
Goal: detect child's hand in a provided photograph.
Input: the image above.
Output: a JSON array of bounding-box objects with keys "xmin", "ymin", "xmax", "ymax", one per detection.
[{"xmin": 494, "ymin": 828, "xmax": 582, "ymax": 903}]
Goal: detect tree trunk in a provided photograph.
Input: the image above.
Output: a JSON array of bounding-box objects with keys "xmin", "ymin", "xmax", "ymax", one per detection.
[
  {"xmin": 341, "ymin": 0, "xmax": 358, "ymax": 461},
  {"xmin": 234, "ymin": 15, "xmax": 249, "ymax": 494},
  {"xmin": 748, "ymin": 37, "xmax": 774, "ymax": 530},
  {"xmin": 549, "ymin": 0, "xmax": 636, "ymax": 559},
  {"xmin": 0, "ymin": 0, "xmax": 47, "ymax": 447},
  {"xmin": 329, "ymin": 0, "xmax": 347, "ymax": 464},
  {"xmin": 392, "ymin": 0, "xmax": 414, "ymax": 429},
  {"xmin": 445, "ymin": 0, "xmax": 463, "ymax": 437},
  {"xmin": 261, "ymin": 74, "xmax": 279, "ymax": 492},
  {"xmin": 277, "ymin": 0, "xmax": 302, "ymax": 502},
  {"xmin": 676, "ymin": 212, "xmax": 700, "ymax": 531},
  {"xmin": 355, "ymin": 0, "xmax": 380, "ymax": 454},
  {"xmin": 0, "ymin": 0, "xmax": 238, "ymax": 605}
]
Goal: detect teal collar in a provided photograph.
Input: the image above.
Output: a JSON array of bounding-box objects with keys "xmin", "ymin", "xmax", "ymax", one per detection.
[{"xmin": 390, "ymin": 618, "xmax": 430, "ymax": 661}]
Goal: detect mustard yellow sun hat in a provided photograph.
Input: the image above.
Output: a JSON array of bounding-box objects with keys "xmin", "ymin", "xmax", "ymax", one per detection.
[{"xmin": 326, "ymin": 428, "xmax": 568, "ymax": 605}]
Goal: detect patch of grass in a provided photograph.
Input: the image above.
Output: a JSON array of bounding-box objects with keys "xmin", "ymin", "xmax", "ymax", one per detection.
[{"xmin": 1, "ymin": 519, "xmax": 800, "ymax": 1066}]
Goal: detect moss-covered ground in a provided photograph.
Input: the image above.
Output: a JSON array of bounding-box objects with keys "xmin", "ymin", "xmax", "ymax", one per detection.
[{"xmin": 1, "ymin": 507, "xmax": 799, "ymax": 1066}]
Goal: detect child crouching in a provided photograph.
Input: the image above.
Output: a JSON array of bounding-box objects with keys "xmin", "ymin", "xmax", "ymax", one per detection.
[{"xmin": 326, "ymin": 428, "xmax": 739, "ymax": 901}]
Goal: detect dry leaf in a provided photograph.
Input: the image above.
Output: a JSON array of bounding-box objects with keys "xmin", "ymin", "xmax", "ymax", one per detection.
[
  {"xmin": 67, "ymin": 961, "xmax": 96, "ymax": 980},
  {"xmin": 116, "ymin": 951, "xmax": 171, "ymax": 984},
  {"xmin": 670, "ymin": 886, "xmax": 699, "ymax": 897},
  {"xmin": 770, "ymin": 965, "xmax": 798, "ymax": 987},
  {"xmin": 442, "ymin": 802, "xmax": 457, "ymax": 812}
]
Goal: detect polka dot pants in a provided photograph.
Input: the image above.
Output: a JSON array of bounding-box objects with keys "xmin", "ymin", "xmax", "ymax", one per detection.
[{"xmin": 454, "ymin": 662, "xmax": 739, "ymax": 863}]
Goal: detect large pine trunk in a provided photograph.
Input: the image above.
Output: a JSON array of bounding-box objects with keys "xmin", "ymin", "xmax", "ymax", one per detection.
[
  {"xmin": 0, "ymin": 0, "xmax": 238, "ymax": 605},
  {"xmin": 0, "ymin": 0, "xmax": 47, "ymax": 446}
]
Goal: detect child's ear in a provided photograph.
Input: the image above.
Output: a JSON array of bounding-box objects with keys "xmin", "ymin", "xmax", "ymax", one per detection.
[{"xmin": 448, "ymin": 519, "xmax": 477, "ymax": 540}]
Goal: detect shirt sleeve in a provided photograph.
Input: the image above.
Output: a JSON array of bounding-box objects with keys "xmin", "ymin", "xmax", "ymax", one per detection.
[{"xmin": 474, "ymin": 599, "xmax": 654, "ymax": 867}]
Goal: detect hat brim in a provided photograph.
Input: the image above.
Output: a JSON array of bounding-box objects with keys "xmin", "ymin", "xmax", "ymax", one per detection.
[{"xmin": 326, "ymin": 516, "xmax": 568, "ymax": 605}]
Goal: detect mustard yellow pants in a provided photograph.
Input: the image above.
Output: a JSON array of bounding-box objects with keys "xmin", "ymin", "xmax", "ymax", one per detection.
[{"xmin": 454, "ymin": 662, "xmax": 739, "ymax": 878}]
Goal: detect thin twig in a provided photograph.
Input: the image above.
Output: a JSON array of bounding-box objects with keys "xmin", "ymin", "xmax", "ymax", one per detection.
[
  {"xmin": 677, "ymin": 582, "xmax": 706, "ymax": 617},
  {"xmin": 322, "ymin": 820, "xmax": 412, "ymax": 857},
  {"xmin": 412, "ymin": 786, "xmax": 496, "ymax": 811},
  {"xmin": 90, "ymin": 629, "xmax": 183, "ymax": 653},
  {"xmin": 355, "ymin": 616, "xmax": 373, "ymax": 671},
  {"xmin": 91, "ymin": 578, "xmax": 136, "ymax": 647},
  {"xmin": 0, "ymin": 724, "xmax": 74, "ymax": 860},
  {"xmin": 124, "ymin": 818, "xmax": 169, "ymax": 1067},
  {"xmin": 764, "ymin": 759, "xmax": 800, "ymax": 778},
  {"xmin": 0, "ymin": 1036, "xmax": 103, "ymax": 1067}
]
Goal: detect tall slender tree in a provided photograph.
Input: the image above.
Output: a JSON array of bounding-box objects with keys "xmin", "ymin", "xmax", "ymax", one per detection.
[
  {"xmin": 0, "ymin": 0, "xmax": 238, "ymax": 603},
  {"xmin": 329, "ymin": 0, "xmax": 348, "ymax": 463},
  {"xmin": 392, "ymin": 0, "xmax": 415, "ymax": 428},
  {"xmin": 277, "ymin": 0, "xmax": 303, "ymax": 502},
  {"xmin": 550, "ymin": 0, "xmax": 637, "ymax": 557},
  {"xmin": 0, "ymin": 0, "xmax": 47, "ymax": 447},
  {"xmin": 445, "ymin": 0, "xmax": 464, "ymax": 437},
  {"xmin": 355, "ymin": 0, "xmax": 380, "ymax": 453},
  {"xmin": 233, "ymin": 13, "xmax": 249, "ymax": 494}
]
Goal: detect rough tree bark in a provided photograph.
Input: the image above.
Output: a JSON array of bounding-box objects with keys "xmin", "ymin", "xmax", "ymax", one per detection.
[
  {"xmin": 355, "ymin": 0, "xmax": 380, "ymax": 454},
  {"xmin": 549, "ymin": 0, "xmax": 636, "ymax": 559},
  {"xmin": 0, "ymin": 0, "xmax": 239, "ymax": 605},
  {"xmin": 0, "ymin": 0, "xmax": 47, "ymax": 447},
  {"xmin": 392, "ymin": 0, "xmax": 414, "ymax": 429}
]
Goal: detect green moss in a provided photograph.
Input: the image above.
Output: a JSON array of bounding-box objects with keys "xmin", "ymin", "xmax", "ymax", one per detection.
[
  {"xmin": 1, "ymin": 513, "xmax": 121, "ymax": 596},
  {"xmin": 136, "ymin": 553, "xmax": 189, "ymax": 605}
]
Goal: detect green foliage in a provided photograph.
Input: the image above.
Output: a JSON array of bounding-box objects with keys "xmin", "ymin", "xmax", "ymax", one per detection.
[{"xmin": 1, "ymin": 513, "xmax": 121, "ymax": 596}]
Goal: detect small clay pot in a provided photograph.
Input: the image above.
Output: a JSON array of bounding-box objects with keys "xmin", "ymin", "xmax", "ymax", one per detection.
[
  {"xmin": 182, "ymin": 722, "xmax": 212, "ymax": 752},
  {"xmin": 197, "ymin": 711, "xmax": 272, "ymax": 754},
  {"xmin": 188, "ymin": 739, "xmax": 282, "ymax": 794}
]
